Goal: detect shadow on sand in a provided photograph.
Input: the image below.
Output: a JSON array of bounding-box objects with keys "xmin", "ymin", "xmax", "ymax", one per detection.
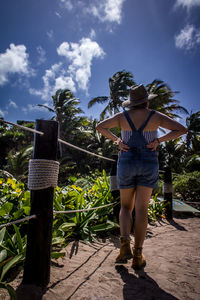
[{"xmin": 115, "ymin": 265, "xmax": 179, "ymax": 300}]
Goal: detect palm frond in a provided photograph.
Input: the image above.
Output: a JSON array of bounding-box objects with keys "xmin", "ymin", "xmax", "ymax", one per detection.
[
  {"xmin": 37, "ymin": 104, "xmax": 55, "ymax": 113},
  {"xmin": 88, "ymin": 97, "xmax": 109, "ymax": 108}
]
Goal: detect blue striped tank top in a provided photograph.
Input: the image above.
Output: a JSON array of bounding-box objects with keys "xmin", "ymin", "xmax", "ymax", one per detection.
[{"xmin": 121, "ymin": 130, "xmax": 157, "ymax": 144}]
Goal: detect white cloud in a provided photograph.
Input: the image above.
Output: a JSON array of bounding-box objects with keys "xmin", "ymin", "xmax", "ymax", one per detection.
[
  {"xmin": 55, "ymin": 11, "xmax": 61, "ymax": 18},
  {"xmin": 60, "ymin": 0, "xmax": 125, "ymax": 24},
  {"xmin": 0, "ymin": 109, "xmax": 6, "ymax": 117},
  {"xmin": 175, "ymin": 24, "xmax": 200, "ymax": 50},
  {"xmin": 86, "ymin": 0, "xmax": 125, "ymax": 24},
  {"xmin": 36, "ymin": 46, "xmax": 46, "ymax": 65},
  {"xmin": 8, "ymin": 100, "xmax": 18, "ymax": 109},
  {"xmin": 29, "ymin": 62, "xmax": 76, "ymax": 100},
  {"xmin": 175, "ymin": 0, "xmax": 200, "ymax": 9},
  {"xmin": 0, "ymin": 43, "xmax": 31, "ymax": 86},
  {"xmin": 89, "ymin": 29, "xmax": 96, "ymax": 39},
  {"xmin": 54, "ymin": 76, "xmax": 76, "ymax": 91},
  {"xmin": 47, "ymin": 30, "xmax": 54, "ymax": 40},
  {"xmin": 57, "ymin": 37, "xmax": 105, "ymax": 91},
  {"xmin": 60, "ymin": 0, "xmax": 73, "ymax": 10},
  {"xmin": 22, "ymin": 104, "xmax": 52, "ymax": 114},
  {"xmin": 29, "ymin": 36, "xmax": 105, "ymax": 100}
]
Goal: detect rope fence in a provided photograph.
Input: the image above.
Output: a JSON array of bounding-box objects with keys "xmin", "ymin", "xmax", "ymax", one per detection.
[
  {"xmin": 0, "ymin": 214, "xmax": 37, "ymax": 229},
  {"xmin": 0, "ymin": 119, "xmax": 115, "ymax": 162},
  {"xmin": 0, "ymin": 202, "xmax": 119, "ymax": 229},
  {"xmin": 53, "ymin": 201, "xmax": 119, "ymax": 214},
  {"xmin": 58, "ymin": 138, "xmax": 115, "ymax": 162},
  {"xmin": 0, "ymin": 119, "xmax": 44, "ymax": 135}
]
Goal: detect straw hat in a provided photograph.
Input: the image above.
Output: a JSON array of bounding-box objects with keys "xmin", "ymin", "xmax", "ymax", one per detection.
[{"xmin": 122, "ymin": 84, "xmax": 157, "ymax": 108}]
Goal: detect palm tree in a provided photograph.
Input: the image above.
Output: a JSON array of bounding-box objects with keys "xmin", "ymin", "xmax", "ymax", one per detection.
[
  {"xmin": 146, "ymin": 79, "xmax": 188, "ymax": 118},
  {"xmin": 37, "ymin": 89, "xmax": 85, "ymax": 140},
  {"xmin": 185, "ymin": 110, "xmax": 200, "ymax": 156},
  {"xmin": 159, "ymin": 138, "xmax": 185, "ymax": 173},
  {"xmin": 7, "ymin": 146, "xmax": 33, "ymax": 181},
  {"xmin": 88, "ymin": 70, "xmax": 135, "ymax": 120}
]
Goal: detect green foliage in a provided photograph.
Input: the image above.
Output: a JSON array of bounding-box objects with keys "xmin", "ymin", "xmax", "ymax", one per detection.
[
  {"xmin": 53, "ymin": 170, "xmax": 119, "ymax": 242},
  {"xmin": 146, "ymin": 79, "xmax": 188, "ymax": 118},
  {"xmin": 0, "ymin": 225, "xmax": 25, "ymax": 281},
  {"xmin": 148, "ymin": 194, "xmax": 167, "ymax": 222},
  {"xmin": 88, "ymin": 70, "xmax": 135, "ymax": 120},
  {"xmin": 173, "ymin": 171, "xmax": 200, "ymax": 202},
  {"xmin": 7, "ymin": 146, "xmax": 33, "ymax": 181},
  {"xmin": 0, "ymin": 121, "xmax": 34, "ymax": 171},
  {"xmin": 0, "ymin": 178, "xmax": 30, "ymax": 226}
]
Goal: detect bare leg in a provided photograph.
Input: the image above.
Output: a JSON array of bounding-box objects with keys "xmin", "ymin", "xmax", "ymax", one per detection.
[
  {"xmin": 134, "ymin": 185, "xmax": 152, "ymax": 248},
  {"xmin": 119, "ymin": 188, "xmax": 135, "ymax": 237}
]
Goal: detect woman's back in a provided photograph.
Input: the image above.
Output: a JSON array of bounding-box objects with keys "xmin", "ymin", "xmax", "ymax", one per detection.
[
  {"xmin": 119, "ymin": 109, "xmax": 159, "ymax": 144},
  {"xmin": 119, "ymin": 108, "xmax": 160, "ymax": 132}
]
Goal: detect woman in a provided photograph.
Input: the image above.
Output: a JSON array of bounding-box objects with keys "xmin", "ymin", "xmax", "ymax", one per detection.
[{"xmin": 96, "ymin": 84, "xmax": 187, "ymax": 269}]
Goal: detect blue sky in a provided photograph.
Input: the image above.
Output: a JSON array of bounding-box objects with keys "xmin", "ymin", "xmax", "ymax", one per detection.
[{"xmin": 0, "ymin": 0, "xmax": 200, "ymax": 124}]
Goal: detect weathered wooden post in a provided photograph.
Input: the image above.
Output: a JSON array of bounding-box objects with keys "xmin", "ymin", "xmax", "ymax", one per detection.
[
  {"xmin": 163, "ymin": 166, "xmax": 173, "ymax": 220},
  {"xmin": 22, "ymin": 120, "xmax": 59, "ymax": 288},
  {"xmin": 110, "ymin": 154, "xmax": 120, "ymax": 222}
]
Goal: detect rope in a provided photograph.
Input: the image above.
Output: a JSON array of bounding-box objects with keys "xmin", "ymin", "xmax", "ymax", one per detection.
[
  {"xmin": 0, "ymin": 215, "xmax": 37, "ymax": 229},
  {"xmin": 28, "ymin": 159, "xmax": 59, "ymax": 190},
  {"xmin": 58, "ymin": 138, "xmax": 115, "ymax": 162},
  {"xmin": 0, "ymin": 119, "xmax": 115, "ymax": 162},
  {"xmin": 0, "ymin": 119, "xmax": 44, "ymax": 135},
  {"xmin": 53, "ymin": 201, "xmax": 119, "ymax": 214}
]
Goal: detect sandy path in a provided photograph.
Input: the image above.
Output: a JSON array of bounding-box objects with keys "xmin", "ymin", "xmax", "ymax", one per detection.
[{"xmin": 1, "ymin": 216, "xmax": 200, "ymax": 300}]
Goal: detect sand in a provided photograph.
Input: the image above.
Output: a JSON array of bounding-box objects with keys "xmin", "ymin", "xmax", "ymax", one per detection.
[{"xmin": 0, "ymin": 216, "xmax": 200, "ymax": 300}]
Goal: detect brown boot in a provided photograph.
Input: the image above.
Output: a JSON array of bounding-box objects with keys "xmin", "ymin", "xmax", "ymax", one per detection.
[
  {"xmin": 131, "ymin": 247, "xmax": 146, "ymax": 269},
  {"xmin": 115, "ymin": 237, "xmax": 133, "ymax": 264}
]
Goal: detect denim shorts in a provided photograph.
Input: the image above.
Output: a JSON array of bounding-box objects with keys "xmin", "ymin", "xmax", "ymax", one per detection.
[{"xmin": 117, "ymin": 150, "xmax": 159, "ymax": 189}]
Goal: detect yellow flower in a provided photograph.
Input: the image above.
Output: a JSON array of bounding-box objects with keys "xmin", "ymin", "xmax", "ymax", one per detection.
[
  {"xmin": 160, "ymin": 214, "xmax": 166, "ymax": 219},
  {"xmin": 71, "ymin": 185, "xmax": 82, "ymax": 191},
  {"xmin": 16, "ymin": 188, "xmax": 22, "ymax": 193},
  {"xmin": 0, "ymin": 180, "xmax": 3, "ymax": 184}
]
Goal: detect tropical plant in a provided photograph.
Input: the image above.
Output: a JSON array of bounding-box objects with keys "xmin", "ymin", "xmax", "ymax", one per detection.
[
  {"xmin": 88, "ymin": 70, "xmax": 135, "ymax": 120},
  {"xmin": 53, "ymin": 170, "xmax": 119, "ymax": 241},
  {"xmin": 159, "ymin": 138, "xmax": 185, "ymax": 173},
  {"xmin": 173, "ymin": 171, "xmax": 200, "ymax": 202},
  {"xmin": 148, "ymin": 194, "xmax": 167, "ymax": 222},
  {"xmin": 185, "ymin": 110, "xmax": 200, "ymax": 156},
  {"xmin": 184, "ymin": 154, "xmax": 200, "ymax": 172},
  {"xmin": 6, "ymin": 146, "xmax": 33, "ymax": 182},
  {"xmin": 0, "ymin": 178, "xmax": 30, "ymax": 227},
  {"xmin": 0, "ymin": 120, "xmax": 34, "ymax": 170},
  {"xmin": 146, "ymin": 79, "xmax": 188, "ymax": 118},
  {"xmin": 37, "ymin": 89, "xmax": 89, "ymax": 140},
  {"xmin": 0, "ymin": 225, "xmax": 26, "ymax": 299}
]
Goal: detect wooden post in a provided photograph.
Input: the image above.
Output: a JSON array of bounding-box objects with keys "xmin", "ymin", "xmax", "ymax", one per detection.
[
  {"xmin": 22, "ymin": 120, "xmax": 59, "ymax": 288},
  {"xmin": 163, "ymin": 166, "xmax": 173, "ymax": 220},
  {"xmin": 109, "ymin": 155, "xmax": 120, "ymax": 222}
]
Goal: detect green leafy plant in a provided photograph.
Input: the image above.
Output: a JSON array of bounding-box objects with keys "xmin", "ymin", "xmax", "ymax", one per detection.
[
  {"xmin": 0, "ymin": 225, "xmax": 26, "ymax": 299},
  {"xmin": 0, "ymin": 178, "xmax": 30, "ymax": 227},
  {"xmin": 173, "ymin": 171, "xmax": 200, "ymax": 202},
  {"xmin": 148, "ymin": 194, "xmax": 167, "ymax": 222},
  {"xmin": 54, "ymin": 170, "xmax": 119, "ymax": 242}
]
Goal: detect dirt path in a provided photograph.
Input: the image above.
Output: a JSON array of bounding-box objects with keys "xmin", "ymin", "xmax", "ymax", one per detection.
[{"xmin": 1, "ymin": 216, "xmax": 200, "ymax": 300}]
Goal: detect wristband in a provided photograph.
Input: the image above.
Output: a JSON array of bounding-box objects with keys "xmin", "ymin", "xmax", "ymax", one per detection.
[{"xmin": 114, "ymin": 138, "xmax": 121, "ymax": 146}]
